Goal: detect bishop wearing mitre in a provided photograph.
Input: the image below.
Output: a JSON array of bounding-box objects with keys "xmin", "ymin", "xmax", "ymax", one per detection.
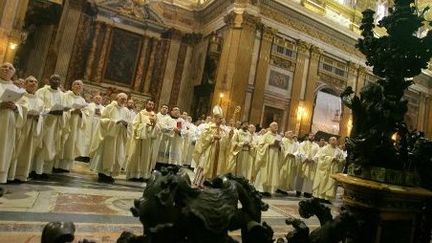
[
  {"xmin": 254, "ymin": 122, "xmax": 282, "ymax": 196},
  {"xmin": 312, "ymin": 137, "xmax": 345, "ymax": 202},
  {"xmin": 8, "ymin": 76, "xmax": 44, "ymax": 182},
  {"xmin": 192, "ymin": 105, "xmax": 230, "ymax": 187},
  {"xmin": 90, "ymin": 93, "xmax": 131, "ymax": 183},
  {"xmin": 125, "ymin": 100, "xmax": 159, "ymax": 181},
  {"xmin": 0, "ymin": 63, "xmax": 25, "ymax": 183}
]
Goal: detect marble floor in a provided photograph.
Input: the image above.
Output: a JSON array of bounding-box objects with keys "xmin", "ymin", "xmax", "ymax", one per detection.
[{"xmin": 0, "ymin": 162, "xmax": 343, "ymax": 242}]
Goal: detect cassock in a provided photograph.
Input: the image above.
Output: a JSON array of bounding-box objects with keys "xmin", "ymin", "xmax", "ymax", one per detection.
[
  {"xmin": 8, "ymin": 92, "xmax": 44, "ymax": 181},
  {"xmin": 166, "ymin": 117, "xmax": 186, "ymax": 165},
  {"xmin": 229, "ymin": 129, "xmax": 255, "ymax": 181},
  {"xmin": 181, "ymin": 121, "xmax": 197, "ymax": 166},
  {"xmin": 90, "ymin": 101, "xmax": 131, "ymax": 177},
  {"xmin": 0, "ymin": 79, "xmax": 24, "ymax": 183},
  {"xmin": 34, "ymin": 85, "xmax": 65, "ymax": 175},
  {"xmin": 295, "ymin": 140, "xmax": 319, "ymax": 194},
  {"xmin": 192, "ymin": 123, "xmax": 230, "ymax": 186},
  {"xmin": 123, "ymin": 109, "xmax": 137, "ymax": 168},
  {"xmin": 125, "ymin": 110, "xmax": 159, "ymax": 179},
  {"xmin": 312, "ymin": 144, "xmax": 345, "ymax": 200},
  {"xmin": 253, "ymin": 131, "xmax": 282, "ymax": 194},
  {"xmin": 279, "ymin": 138, "xmax": 299, "ymax": 191},
  {"xmin": 154, "ymin": 112, "xmax": 175, "ymax": 165},
  {"xmin": 57, "ymin": 90, "xmax": 88, "ymax": 171},
  {"xmin": 83, "ymin": 102, "xmax": 104, "ymax": 157}
]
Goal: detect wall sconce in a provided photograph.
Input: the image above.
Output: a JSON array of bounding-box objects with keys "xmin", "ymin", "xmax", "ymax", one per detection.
[
  {"xmin": 347, "ymin": 117, "xmax": 353, "ymax": 136},
  {"xmin": 297, "ymin": 105, "xmax": 305, "ymax": 120},
  {"xmin": 8, "ymin": 42, "xmax": 17, "ymax": 50},
  {"xmin": 219, "ymin": 92, "xmax": 224, "ymax": 105}
]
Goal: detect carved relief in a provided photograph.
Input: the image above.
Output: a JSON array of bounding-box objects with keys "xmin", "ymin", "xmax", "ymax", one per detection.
[{"xmin": 260, "ymin": 5, "xmax": 363, "ymax": 58}]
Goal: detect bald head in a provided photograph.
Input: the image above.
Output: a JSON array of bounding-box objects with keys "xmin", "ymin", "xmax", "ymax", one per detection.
[
  {"xmin": 93, "ymin": 95, "xmax": 102, "ymax": 105},
  {"xmin": 0, "ymin": 62, "xmax": 16, "ymax": 80},
  {"xmin": 71, "ymin": 80, "xmax": 83, "ymax": 95},
  {"xmin": 269, "ymin": 122, "xmax": 278, "ymax": 134},
  {"xmin": 116, "ymin": 93, "xmax": 128, "ymax": 106},
  {"xmin": 285, "ymin": 130, "xmax": 293, "ymax": 139},
  {"xmin": 329, "ymin": 137, "xmax": 337, "ymax": 147},
  {"xmin": 25, "ymin": 76, "xmax": 38, "ymax": 94}
]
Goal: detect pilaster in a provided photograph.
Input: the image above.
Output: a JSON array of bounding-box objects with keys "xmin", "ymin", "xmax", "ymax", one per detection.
[
  {"xmin": 287, "ymin": 40, "xmax": 310, "ymax": 132},
  {"xmin": 249, "ymin": 25, "xmax": 277, "ymax": 124},
  {"xmin": 300, "ymin": 45, "xmax": 322, "ymax": 135}
]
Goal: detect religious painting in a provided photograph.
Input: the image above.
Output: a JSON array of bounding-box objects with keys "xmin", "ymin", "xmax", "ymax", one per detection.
[
  {"xmin": 265, "ymin": 65, "xmax": 293, "ymax": 97},
  {"xmin": 104, "ymin": 28, "xmax": 142, "ymax": 85},
  {"xmin": 262, "ymin": 106, "xmax": 285, "ymax": 129}
]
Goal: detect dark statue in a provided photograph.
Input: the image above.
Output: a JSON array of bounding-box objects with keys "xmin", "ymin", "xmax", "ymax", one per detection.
[
  {"xmin": 277, "ymin": 198, "xmax": 357, "ymax": 243},
  {"xmin": 340, "ymin": 0, "xmax": 432, "ymax": 189},
  {"xmin": 41, "ymin": 222, "xmax": 75, "ymax": 243},
  {"xmin": 118, "ymin": 168, "xmax": 273, "ymax": 243}
]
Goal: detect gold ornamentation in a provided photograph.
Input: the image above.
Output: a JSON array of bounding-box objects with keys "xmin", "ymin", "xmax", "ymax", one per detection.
[
  {"xmin": 260, "ymin": 6, "xmax": 363, "ymax": 58},
  {"xmin": 296, "ymin": 40, "xmax": 311, "ymax": 54}
]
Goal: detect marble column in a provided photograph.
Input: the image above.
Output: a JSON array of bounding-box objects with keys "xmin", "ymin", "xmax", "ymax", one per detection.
[
  {"xmin": 159, "ymin": 29, "xmax": 182, "ymax": 106},
  {"xmin": 143, "ymin": 38, "xmax": 157, "ymax": 94},
  {"xmin": 54, "ymin": 0, "xmax": 85, "ymax": 79},
  {"xmin": 417, "ymin": 93, "xmax": 427, "ymax": 131},
  {"xmin": 356, "ymin": 66, "xmax": 367, "ymax": 95},
  {"xmin": 84, "ymin": 21, "xmax": 102, "ymax": 81},
  {"xmin": 169, "ymin": 42, "xmax": 188, "ymax": 106},
  {"xmin": 425, "ymin": 96, "xmax": 432, "ymax": 139},
  {"xmin": 249, "ymin": 25, "xmax": 277, "ymax": 124},
  {"xmin": 287, "ymin": 40, "xmax": 310, "ymax": 132},
  {"xmin": 213, "ymin": 12, "xmax": 260, "ymax": 120},
  {"xmin": 94, "ymin": 24, "xmax": 112, "ymax": 83},
  {"xmin": 299, "ymin": 45, "xmax": 322, "ymax": 135},
  {"xmin": 339, "ymin": 62, "xmax": 358, "ymax": 139},
  {"xmin": 133, "ymin": 37, "xmax": 149, "ymax": 91}
]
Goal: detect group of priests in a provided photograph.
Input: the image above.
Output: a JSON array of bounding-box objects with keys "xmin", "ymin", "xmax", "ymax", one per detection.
[{"xmin": 0, "ymin": 62, "xmax": 347, "ymax": 202}]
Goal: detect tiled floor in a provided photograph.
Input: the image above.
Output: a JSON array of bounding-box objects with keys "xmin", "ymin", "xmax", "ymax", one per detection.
[{"xmin": 0, "ymin": 162, "xmax": 342, "ymax": 242}]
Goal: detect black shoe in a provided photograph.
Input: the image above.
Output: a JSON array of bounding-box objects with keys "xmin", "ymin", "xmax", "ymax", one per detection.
[
  {"xmin": 52, "ymin": 168, "xmax": 62, "ymax": 173},
  {"xmin": 303, "ymin": 192, "xmax": 312, "ymax": 198},
  {"xmin": 29, "ymin": 171, "xmax": 37, "ymax": 179},
  {"xmin": 260, "ymin": 192, "xmax": 272, "ymax": 198},
  {"xmin": 295, "ymin": 191, "xmax": 301, "ymax": 197},
  {"xmin": 276, "ymin": 189, "xmax": 289, "ymax": 195},
  {"xmin": 41, "ymin": 173, "xmax": 49, "ymax": 179},
  {"xmin": 7, "ymin": 179, "xmax": 23, "ymax": 184},
  {"xmin": 128, "ymin": 178, "xmax": 140, "ymax": 182},
  {"xmin": 137, "ymin": 178, "xmax": 145, "ymax": 182},
  {"xmin": 59, "ymin": 168, "xmax": 70, "ymax": 173}
]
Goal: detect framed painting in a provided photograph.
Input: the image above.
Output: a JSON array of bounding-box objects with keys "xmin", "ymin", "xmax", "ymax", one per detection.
[
  {"xmin": 265, "ymin": 65, "xmax": 293, "ymax": 97},
  {"xmin": 104, "ymin": 28, "xmax": 142, "ymax": 86}
]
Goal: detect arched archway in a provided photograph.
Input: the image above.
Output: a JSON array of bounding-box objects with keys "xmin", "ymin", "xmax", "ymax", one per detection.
[{"xmin": 311, "ymin": 86, "xmax": 342, "ymax": 136}]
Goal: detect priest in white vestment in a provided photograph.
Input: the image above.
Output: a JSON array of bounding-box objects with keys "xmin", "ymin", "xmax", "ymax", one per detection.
[
  {"xmin": 56, "ymin": 80, "xmax": 88, "ymax": 172},
  {"xmin": 125, "ymin": 100, "xmax": 159, "ymax": 181},
  {"xmin": 278, "ymin": 131, "xmax": 299, "ymax": 193},
  {"xmin": 90, "ymin": 93, "xmax": 130, "ymax": 183},
  {"xmin": 312, "ymin": 137, "xmax": 345, "ymax": 201},
  {"xmin": 253, "ymin": 122, "xmax": 282, "ymax": 196},
  {"xmin": 83, "ymin": 95, "xmax": 104, "ymax": 158},
  {"xmin": 165, "ymin": 106, "xmax": 186, "ymax": 165},
  {"xmin": 154, "ymin": 104, "xmax": 173, "ymax": 170},
  {"xmin": 229, "ymin": 121, "xmax": 255, "ymax": 181},
  {"xmin": 181, "ymin": 115, "xmax": 197, "ymax": 167},
  {"xmin": 8, "ymin": 76, "xmax": 44, "ymax": 182},
  {"xmin": 295, "ymin": 133, "xmax": 320, "ymax": 197},
  {"xmin": 33, "ymin": 74, "xmax": 66, "ymax": 178},
  {"xmin": 0, "ymin": 63, "xmax": 25, "ymax": 183}
]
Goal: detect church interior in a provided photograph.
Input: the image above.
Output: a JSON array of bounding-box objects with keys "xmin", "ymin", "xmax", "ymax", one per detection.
[{"xmin": 0, "ymin": 0, "xmax": 432, "ymax": 242}]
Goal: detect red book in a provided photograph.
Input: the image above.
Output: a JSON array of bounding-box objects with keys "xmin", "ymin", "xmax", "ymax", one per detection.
[{"xmin": 177, "ymin": 121, "xmax": 182, "ymax": 129}]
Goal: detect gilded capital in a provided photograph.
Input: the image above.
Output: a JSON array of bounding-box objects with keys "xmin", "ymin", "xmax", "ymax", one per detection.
[
  {"xmin": 182, "ymin": 33, "xmax": 202, "ymax": 45},
  {"xmin": 162, "ymin": 28, "xmax": 184, "ymax": 40},
  {"xmin": 358, "ymin": 66, "xmax": 367, "ymax": 78},
  {"xmin": 348, "ymin": 62, "xmax": 359, "ymax": 75},
  {"xmin": 261, "ymin": 25, "xmax": 277, "ymax": 41},
  {"xmin": 224, "ymin": 11, "xmax": 260, "ymax": 30},
  {"xmin": 242, "ymin": 12, "xmax": 261, "ymax": 30},
  {"xmin": 310, "ymin": 45, "xmax": 322, "ymax": 59},
  {"xmin": 296, "ymin": 40, "xmax": 311, "ymax": 54}
]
